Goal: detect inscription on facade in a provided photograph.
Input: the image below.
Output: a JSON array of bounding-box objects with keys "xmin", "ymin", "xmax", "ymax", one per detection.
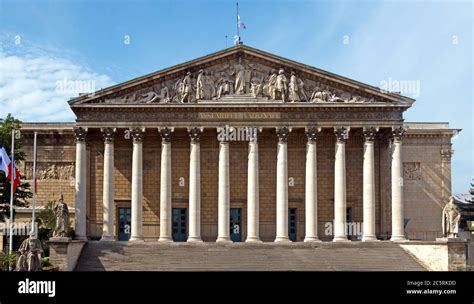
[{"xmin": 198, "ymin": 112, "xmax": 280, "ymax": 120}]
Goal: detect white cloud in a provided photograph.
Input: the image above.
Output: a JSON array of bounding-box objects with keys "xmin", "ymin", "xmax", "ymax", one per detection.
[{"xmin": 0, "ymin": 46, "xmax": 114, "ymax": 122}]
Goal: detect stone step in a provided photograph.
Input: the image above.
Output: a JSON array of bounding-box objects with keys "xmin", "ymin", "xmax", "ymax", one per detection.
[{"xmin": 75, "ymin": 241, "xmax": 426, "ymax": 271}]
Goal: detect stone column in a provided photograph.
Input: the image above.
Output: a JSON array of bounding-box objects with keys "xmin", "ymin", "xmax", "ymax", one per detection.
[
  {"xmin": 217, "ymin": 139, "xmax": 231, "ymax": 243},
  {"xmin": 333, "ymin": 126, "xmax": 350, "ymax": 242},
  {"xmin": 74, "ymin": 127, "xmax": 87, "ymax": 240},
  {"xmin": 100, "ymin": 128, "xmax": 116, "ymax": 241},
  {"xmin": 130, "ymin": 128, "xmax": 144, "ymax": 242},
  {"xmin": 390, "ymin": 126, "xmax": 407, "ymax": 242},
  {"xmin": 441, "ymin": 148, "xmax": 454, "ymax": 209},
  {"xmin": 159, "ymin": 127, "xmax": 174, "ymax": 242},
  {"xmin": 362, "ymin": 127, "xmax": 378, "ymax": 242},
  {"xmin": 246, "ymin": 132, "xmax": 261, "ymax": 243},
  {"xmin": 304, "ymin": 127, "xmax": 321, "ymax": 242},
  {"xmin": 188, "ymin": 127, "xmax": 203, "ymax": 242},
  {"xmin": 275, "ymin": 127, "xmax": 291, "ymax": 243}
]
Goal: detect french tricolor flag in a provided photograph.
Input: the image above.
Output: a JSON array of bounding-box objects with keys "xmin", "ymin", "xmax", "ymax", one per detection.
[
  {"xmin": 0, "ymin": 144, "xmax": 20, "ymax": 193},
  {"xmin": 238, "ymin": 15, "xmax": 246, "ymax": 29}
]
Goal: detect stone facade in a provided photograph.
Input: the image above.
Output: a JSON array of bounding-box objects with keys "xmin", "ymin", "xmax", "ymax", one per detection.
[
  {"xmin": 18, "ymin": 122, "xmax": 457, "ymax": 242},
  {"xmin": 15, "ymin": 45, "xmax": 459, "ymax": 243}
]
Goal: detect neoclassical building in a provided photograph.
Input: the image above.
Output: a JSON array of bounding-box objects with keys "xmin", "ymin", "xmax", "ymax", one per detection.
[{"xmin": 18, "ymin": 45, "xmax": 459, "ymax": 242}]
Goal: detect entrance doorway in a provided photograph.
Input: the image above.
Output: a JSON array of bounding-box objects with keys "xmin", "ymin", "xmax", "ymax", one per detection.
[
  {"xmin": 230, "ymin": 208, "xmax": 242, "ymax": 242},
  {"xmin": 288, "ymin": 208, "xmax": 297, "ymax": 241},
  {"xmin": 118, "ymin": 207, "xmax": 131, "ymax": 241},
  {"xmin": 172, "ymin": 208, "xmax": 187, "ymax": 242}
]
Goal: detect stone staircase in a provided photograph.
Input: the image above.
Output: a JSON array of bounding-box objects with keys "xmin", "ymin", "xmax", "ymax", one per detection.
[{"xmin": 75, "ymin": 241, "xmax": 426, "ymax": 271}]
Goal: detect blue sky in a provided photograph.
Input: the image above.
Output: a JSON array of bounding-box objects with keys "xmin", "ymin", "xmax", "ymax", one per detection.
[{"xmin": 0, "ymin": 0, "xmax": 472, "ymax": 193}]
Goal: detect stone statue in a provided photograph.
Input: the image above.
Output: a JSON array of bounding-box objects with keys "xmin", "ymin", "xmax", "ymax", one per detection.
[
  {"xmin": 216, "ymin": 72, "xmax": 231, "ymax": 99},
  {"xmin": 310, "ymin": 86, "xmax": 324, "ymax": 103},
  {"xmin": 263, "ymin": 70, "xmax": 277, "ymax": 98},
  {"xmin": 250, "ymin": 77, "xmax": 263, "ymax": 98},
  {"xmin": 233, "ymin": 63, "xmax": 246, "ymax": 94},
  {"xmin": 321, "ymin": 85, "xmax": 333, "ymax": 102},
  {"xmin": 297, "ymin": 77, "xmax": 308, "ymax": 102},
  {"xmin": 16, "ymin": 235, "xmax": 43, "ymax": 272},
  {"xmin": 204, "ymin": 71, "xmax": 216, "ymax": 99},
  {"xmin": 180, "ymin": 72, "xmax": 194, "ymax": 103},
  {"xmin": 288, "ymin": 71, "xmax": 299, "ymax": 103},
  {"xmin": 53, "ymin": 195, "xmax": 69, "ymax": 238},
  {"xmin": 141, "ymin": 86, "xmax": 170, "ymax": 104},
  {"xmin": 442, "ymin": 196, "xmax": 461, "ymax": 238},
  {"xmin": 272, "ymin": 68, "xmax": 287, "ymax": 102},
  {"xmin": 196, "ymin": 69, "xmax": 205, "ymax": 100}
]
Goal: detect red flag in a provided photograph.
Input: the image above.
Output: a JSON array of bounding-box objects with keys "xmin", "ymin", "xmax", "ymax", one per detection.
[{"xmin": 6, "ymin": 163, "xmax": 20, "ymax": 193}]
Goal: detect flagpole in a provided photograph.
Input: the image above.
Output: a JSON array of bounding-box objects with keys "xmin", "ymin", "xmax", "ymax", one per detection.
[
  {"xmin": 8, "ymin": 130, "xmax": 14, "ymax": 271},
  {"xmin": 31, "ymin": 131, "xmax": 37, "ymax": 239},
  {"xmin": 236, "ymin": 1, "xmax": 240, "ymax": 40}
]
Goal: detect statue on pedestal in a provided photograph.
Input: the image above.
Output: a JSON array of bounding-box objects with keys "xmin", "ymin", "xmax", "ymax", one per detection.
[
  {"xmin": 53, "ymin": 195, "xmax": 69, "ymax": 238},
  {"xmin": 16, "ymin": 235, "xmax": 43, "ymax": 272},
  {"xmin": 442, "ymin": 196, "xmax": 462, "ymax": 238}
]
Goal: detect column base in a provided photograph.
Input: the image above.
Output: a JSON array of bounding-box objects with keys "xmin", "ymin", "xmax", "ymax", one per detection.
[
  {"xmin": 158, "ymin": 237, "xmax": 173, "ymax": 242},
  {"xmin": 100, "ymin": 235, "xmax": 115, "ymax": 242},
  {"xmin": 245, "ymin": 237, "xmax": 263, "ymax": 243},
  {"xmin": 304, "ymin": 237, "xmax": 322, "ymax": 243},
  {"xmin": 390, "ymin": 235, "xmax": 409, "ymax": 242},
  {"xmin": 333, "ymin": 236, "xmax": 351, "ymax": 242},
  {"xmin": 129, "ymin": 236, "xmax": 144, "ymax": 242},
  {"xmin": 216, "ymin": 237, "xmax": 232, "ymax": 243},
  {"xmin": 274, "ymin": 237, "xmax": 291, "ymax": 243},
  {"xmin": 75, "ymin": 236, "xmax": 88, "ymax": 241},
  {"xmin": 187, "ymin": 237, "xmax": 203, "ymax": 243},
  {"xmin": 362, "ymin": 236, "xmax": 379, "ymax": 242}
]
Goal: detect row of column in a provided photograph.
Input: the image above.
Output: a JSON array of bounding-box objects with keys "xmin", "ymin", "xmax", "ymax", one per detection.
[{"xmin": 73, "ymin": 125, "xmax": 407, "ymax": 242}]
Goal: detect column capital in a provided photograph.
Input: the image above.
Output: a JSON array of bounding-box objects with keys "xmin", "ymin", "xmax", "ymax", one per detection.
[
  {"xmin": 391, "ymin": 126, "xmax": 406, "ymax": 142},
  {"xmin": 276, "ymin": 126, "xmax": 291, "ymax": 143},
  {"xmin": 334, "ymin": 126, "xmax": 350, "ymax": 143},
  {"xmin": 363, "ymin": 126, "xmax": 379, "ymax": 142},
  {"xmin": 159, "ymin": 127, "xmax": 174, "ymax": 143},
  {"xmin": 101, "ymin": 127, "xmax": 116, "ymax": 143},
  {"xmin": 188, "ymin": 127, "xmax": 203, "ymax": 143},
  {"xmin": 74, "ymin": 127, "xmax": 88, "ymax": 142},
  {"xmin": 305, "ymin": 126, "xmax": 321, "ymax": 142},
  {"xmin": 130, "ymin": 127, "xmax": 145, "ymax": 143},
  {"xmin": 441, "ymin": 148, "xmax": 454, "ymax": 163}
]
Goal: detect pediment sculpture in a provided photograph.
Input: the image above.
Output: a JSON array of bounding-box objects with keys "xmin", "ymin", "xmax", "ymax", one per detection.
[{"xmin": 98, "ymin": 58, "xmax": 382, "ymax": 105}]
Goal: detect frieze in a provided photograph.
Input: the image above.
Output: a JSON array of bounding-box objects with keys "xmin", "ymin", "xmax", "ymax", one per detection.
[
  {"xmin": 24, "ymin": 162, "xmax": 75, "ymax": 180},
  {"xmin": 75, "ymin": 108, "xmax": 403, "ymax": 123},
  {"xmin": 404, "ymin": 162, "xmax": 422, "ymax": 181}
]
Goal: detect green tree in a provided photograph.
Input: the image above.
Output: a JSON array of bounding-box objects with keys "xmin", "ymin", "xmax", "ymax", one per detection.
[
  {"xmin": 0, "ymin": 114, "xmax": 32, "ymax": 222},
  {"xmin": 36, "ymin": 201, "xmax": 56, "ymax": 235},
  {"xmin": 36, "ymin": 201, "xmax": 56, "ymax": 256}
]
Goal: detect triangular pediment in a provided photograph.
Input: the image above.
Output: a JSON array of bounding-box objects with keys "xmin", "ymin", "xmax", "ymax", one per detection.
[{"xmin": 69, "ymin": 44, "xmax": 414, "ymax": 107}]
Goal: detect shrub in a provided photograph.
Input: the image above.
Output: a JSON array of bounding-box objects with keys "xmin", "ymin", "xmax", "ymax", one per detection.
[{"xmin": 0, "ymin": 252, "xmax": 16, "ymax": 272}]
